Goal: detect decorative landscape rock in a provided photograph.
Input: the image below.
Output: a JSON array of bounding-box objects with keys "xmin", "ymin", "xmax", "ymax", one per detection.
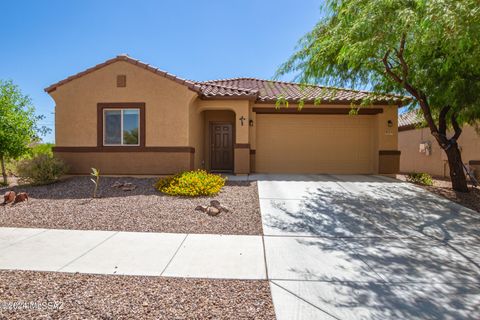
[
  {"xmin": 3, "ymin": 191, "xmax": 16, "ymax": 205},
  {"xmin": 121, "ymin": 183, "xmax": 136, "ymax": 191},
  {"xmin": 111, "ymin": 181, "xmax": 123, "ymax": 188},
  {"xmin": 194, "ymin": 200, "xmax": 229, "ymax": 216},
  {"xmin": 111, "ymin": 181, "xmax": 136, "ymax": 191},
  {"xmin": 206, "ymin": 206, "xmax": 220, "ymax": 216},
  {"xmin": 13, "ymin": 192, "xmax": 29, "ymax": 204},
  {"xmin": 209, "ymin": 200, "xmax": 230, "ymax": 213},
  {"xmin": 195, "ymin": 205, "xmax": 207, "ymax": 213}
]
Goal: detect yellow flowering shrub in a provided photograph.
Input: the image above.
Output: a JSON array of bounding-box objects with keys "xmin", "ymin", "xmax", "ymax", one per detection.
[{"xmin": 154, "ymin": 170, "xmax": 226, "ymax": 196}]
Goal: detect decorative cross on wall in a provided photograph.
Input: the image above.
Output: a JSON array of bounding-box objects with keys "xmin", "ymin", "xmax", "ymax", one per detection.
[{"xmin": 239, "ymin": 116, "xmax": 246, "ymax": 126}]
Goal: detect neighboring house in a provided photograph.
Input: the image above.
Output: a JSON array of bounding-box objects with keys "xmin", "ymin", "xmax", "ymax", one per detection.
[
  {"xmin": 45, "ymin": 55, "xmax": 404, "ymax": 175},
  {"xmin": 398, "ymin": 110, "xmax": 480, "ymax": 178}
]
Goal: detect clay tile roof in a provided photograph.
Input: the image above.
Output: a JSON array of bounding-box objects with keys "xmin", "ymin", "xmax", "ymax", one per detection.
[
  {"xmin": 200, "ymin": 78, "xmax": 408, "ymax": 105},
  {"xmin": 196, "ymin": 82, "xmax": 258, "ymax": 99},
  {"xmin": 45, "ymin": 55, "xmax": 410, "ymax": 105},
  {"xmin": 398, "ymin": 109, "xmax": 423, "ymax": 129}
]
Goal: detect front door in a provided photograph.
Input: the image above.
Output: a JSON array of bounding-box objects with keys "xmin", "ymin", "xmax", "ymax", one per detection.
[{"xmin": 210, "ymin": 123, "xmax": 234, "ymax": 172}]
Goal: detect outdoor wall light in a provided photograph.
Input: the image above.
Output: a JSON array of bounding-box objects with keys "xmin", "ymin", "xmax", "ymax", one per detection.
[
  {"xmin": 249, "ymin": 119, "xmax": 254, "ymax": 127},
  {"xmin": 387, "ymin": 120, "xmax": 393, "ymax": 127}
]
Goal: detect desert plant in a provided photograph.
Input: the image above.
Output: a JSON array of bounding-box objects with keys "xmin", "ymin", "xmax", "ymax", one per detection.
[
  {"xmin": 15, "ymin": 154, "xmax": 67, "ymax": 185},
  {"xmin": 406, "ymin": 172, "xmax": 434, "ymax": 186},
  {"xmin": 29, "ymin": 143, "xmax": 54, "ymax": 157},
  {"xmin": 0, "ymin": 80, "xmax": 50, "ymax": 185},
  {"xmin": 90, "ymin": 167, "xmax": 100, "ymax": 198},
  {"xmin": 154, "ymin": 170, "xmax": 226, "ymax": 197}
]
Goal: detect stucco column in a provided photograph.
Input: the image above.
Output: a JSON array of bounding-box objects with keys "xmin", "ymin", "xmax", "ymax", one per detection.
[
  {"xmin": 376, "ymin": 105, "xmax": 400, "ymax": 174},
  {"xmin": 234, "ymin": 103, "xmax": 251, "ymax": 174}
]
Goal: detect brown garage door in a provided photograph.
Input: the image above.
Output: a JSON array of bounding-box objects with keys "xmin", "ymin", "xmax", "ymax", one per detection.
[{"xmin": 255, "ymin": 114, "xmax": 375, "ymax": 174}]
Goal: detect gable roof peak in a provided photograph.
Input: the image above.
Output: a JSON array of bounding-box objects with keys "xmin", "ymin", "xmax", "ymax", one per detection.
[{"xmin": 44, "ymin": 54, "xmax": 201, "ymax": 93}]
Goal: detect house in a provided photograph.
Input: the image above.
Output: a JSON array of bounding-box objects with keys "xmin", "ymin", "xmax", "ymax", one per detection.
[
  {"xmin": 45, "ymin": 55, "xmax": 404, "ymax": 175},
  {"xmin": 398, "ymin": 110, "xmax": 480, "ymax": 178}
]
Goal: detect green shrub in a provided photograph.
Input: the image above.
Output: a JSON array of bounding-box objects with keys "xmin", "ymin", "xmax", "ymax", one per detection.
[
  {"xmin": 155, "ymin": 170, "xmax": 226, "ymax": 196},
  {"xmin": 5, "ymin": 143, "xmax": 54, "ymax": 176},
  {"xmin": 406, "ymin": 172, "xmax": 433, "ymax": 186},
  {"xmin": 16, "ymin": 154, "xmax": 68, "ymax": 185},
  {"xmin": 29, "ymin": 143, "xmax": 54, "ymax": 157}
]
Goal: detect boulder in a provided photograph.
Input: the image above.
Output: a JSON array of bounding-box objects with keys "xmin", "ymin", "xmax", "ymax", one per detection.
[
  {"xmin": 195, "ymin": 200, "xmax": 228, "ymax": 216},
  {"xmin": 210, "ymin": 200, "xmax": 229, "ymax": 213},
  {"xmin": 111, "ymin": 181, "xmax": 123, "ymax": 188},
  {"xmin": 3, "ymin": 191, "xmax": 16, "ymax": 204},
  {"xmin": 13, "ymin": 192, "xmax": 28, "ymax": 204},
  {"xmin": 121, "ymin": 184, "xmax": 136, "ymax": 191},
  {"xmin": 195, "ymin": 205, "xmax": 207, "ymax": 213},
  {"xmin": 206, "ymin": 206, "xmax": 220, "ymax": 216},
  {"xmin": 210, "ymin": 200, "xmax": 221, "ymax": 209}
]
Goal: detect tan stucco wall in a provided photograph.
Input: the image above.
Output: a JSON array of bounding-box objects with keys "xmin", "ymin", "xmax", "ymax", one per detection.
[
  {"xmin": 399, "ymin": 125, "xmax": 480, "ymax": 177},
  {"xmin": 50, "ymin": 61, "xmax": 197, "ymax": 147},
  {"xmin": 189, "ymin": 101, "xmax": 205, "ymax": 169},
  {"xmin": 234, "ymin": 148, "xmax": 250, "ymax": 174},
  {"xmin": 55, "ymin": 152, "xmax": 191, "ymax": 175},
  {"xmin": 374, "ymin": 105, "xmax": 398, "ymax": 151}
]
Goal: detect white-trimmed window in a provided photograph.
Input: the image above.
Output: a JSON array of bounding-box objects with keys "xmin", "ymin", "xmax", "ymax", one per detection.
[{"xmin": 103, "ymin": 109, "xmax": 140, "ymax": 146}]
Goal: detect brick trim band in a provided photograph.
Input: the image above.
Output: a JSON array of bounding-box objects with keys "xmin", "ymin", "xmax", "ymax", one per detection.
[
  {"xmin": 379, "ymin": 150, "xmax": 401, "ymax": 155},
  {"xmin": 53, "ymin": 146, "xmax": 195, "ymax": 153}
]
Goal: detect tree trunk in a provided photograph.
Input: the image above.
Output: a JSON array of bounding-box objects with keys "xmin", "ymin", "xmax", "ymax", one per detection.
[
  {"xmin": 382, "ymin": 47, "xmax": 469, "ymax": 192},
  {"xmin": 444, "ymin": 144, "xmax": 469, "ymax": 192},
  {"xmin": 0, "ymin": 154, "xmax": 7, "ymax": 185}
]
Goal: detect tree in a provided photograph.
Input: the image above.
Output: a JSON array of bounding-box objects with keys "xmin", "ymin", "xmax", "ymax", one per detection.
[
  {"xmin": 0, "ymin": 80, "xmax": 48, "ymax": 184},
  {"xmin": 276, "ymin": 0, "xmax": 480, "ymax": 192}
]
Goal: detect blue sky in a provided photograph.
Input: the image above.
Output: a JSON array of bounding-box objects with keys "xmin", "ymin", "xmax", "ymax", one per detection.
[{"xmin": 0, "ymin": 0, "xmax": 322, "ymax": 142}]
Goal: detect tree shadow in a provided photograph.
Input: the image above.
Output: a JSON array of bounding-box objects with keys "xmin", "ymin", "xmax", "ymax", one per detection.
[
  {"xmin": 263, "ymin": 177, "xmax": 480, "ymax": 318},
  {"xmin": 273, "ymin": 279, "xmax": 479, "ymax": 320}
]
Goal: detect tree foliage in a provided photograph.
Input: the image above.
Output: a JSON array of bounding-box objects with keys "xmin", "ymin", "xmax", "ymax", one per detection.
[
  {"xmin": 277, "ymin": 0, "xmax": 480, "ymax": 191},
  {"xmin": 0, "ymin": 80, "xmax": 49, "ymax": 183}
]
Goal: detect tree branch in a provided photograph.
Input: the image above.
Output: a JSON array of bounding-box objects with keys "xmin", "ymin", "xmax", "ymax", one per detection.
[
  {"xmin": 439, "ymin": 106, "xmax": 450, "ymax": 135},
  {"xmin": 451, "ymin": 113, "xmax": 462, "ymax": 141},
  {"xmin": 395, "ymin": 34, "xmax": 409, "ymax": 85},
  {"xmin": 382, "ymin": 50, "xmax": 403, "ymax": 84},
  {"xmin": 382, "ymin": 38, "xmax": 443, "ymax": 143}
]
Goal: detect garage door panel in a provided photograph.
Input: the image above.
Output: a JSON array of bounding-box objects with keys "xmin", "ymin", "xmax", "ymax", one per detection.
[{"xmin": 256, "ymin": 115, "xmax": 374, "ymax": 174}]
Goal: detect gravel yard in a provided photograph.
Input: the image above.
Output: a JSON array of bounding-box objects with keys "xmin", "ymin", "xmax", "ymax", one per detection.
[
  {"xmin": 397, "ymin": 174, "xmax": 480, "ymax": 213},
  {"xmin": 0, "ymin": 270, "xmax": 275, "ymax": 320},
  {"xmin": 0, "ymin": 177, "xmax": 263, "ymax": 235}
]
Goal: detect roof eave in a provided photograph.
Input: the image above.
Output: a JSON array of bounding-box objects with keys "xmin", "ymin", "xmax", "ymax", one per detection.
[
  {"xmin": 255, "ymin": 98, "xmax": 407, "ymax": 106},
  {"xmin": 199, "ymin": 94, "xmax": 258, "ymax": 101}
]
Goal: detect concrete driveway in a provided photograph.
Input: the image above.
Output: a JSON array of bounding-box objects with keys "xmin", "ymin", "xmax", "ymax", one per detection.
[{"xmin": 255, "ymin": 174, "xmax": 480, "ymax": 320}]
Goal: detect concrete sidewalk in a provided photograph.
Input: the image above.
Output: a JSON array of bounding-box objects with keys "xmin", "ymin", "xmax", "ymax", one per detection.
[{"xmin": 0, "ymin": 228, "xmax": 266, "ymax": 279}]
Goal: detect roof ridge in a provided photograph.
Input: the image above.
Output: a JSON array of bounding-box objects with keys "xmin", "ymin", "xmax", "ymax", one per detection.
[
  {"xmin": 197, "ymin": 81, "xmax": 259, "ymax": 94},
  {"xmin": 203, "ymin": 77, "xmax": 406, "ymax": 99}
]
